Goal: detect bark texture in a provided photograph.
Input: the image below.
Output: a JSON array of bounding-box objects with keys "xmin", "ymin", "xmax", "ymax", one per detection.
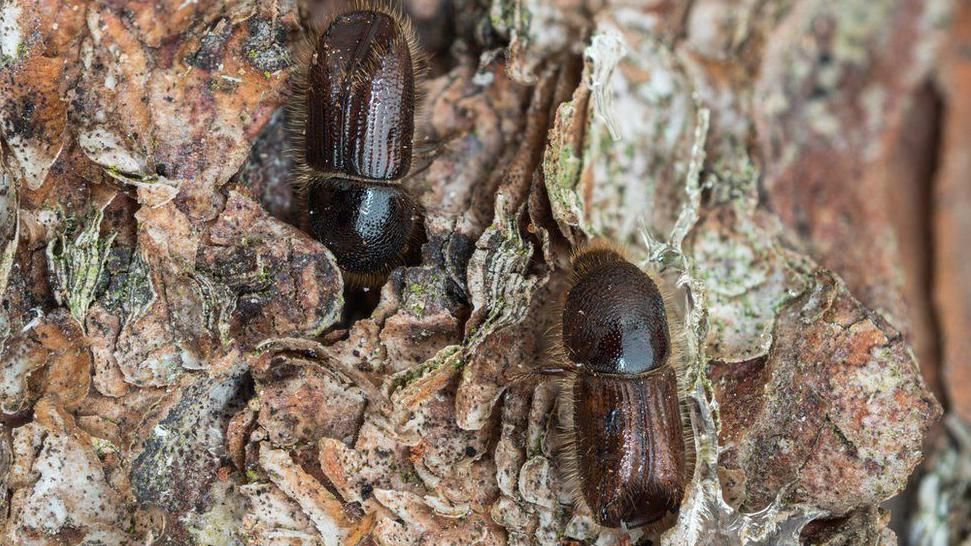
[{"xmin": 0, "ymin": 0, "xmax": 962, "ymax": 545}]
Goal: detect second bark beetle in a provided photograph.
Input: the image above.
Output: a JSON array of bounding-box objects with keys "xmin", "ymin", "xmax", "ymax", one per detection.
[{"xmin": 535, "ymin": 242, "xmax": 689, "ymax": 528}]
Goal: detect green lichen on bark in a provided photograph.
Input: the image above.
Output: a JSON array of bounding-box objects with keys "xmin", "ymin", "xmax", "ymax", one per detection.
[
  {"xmin": 45, "ymin": 207, "xmax": 117, "ymax": 330},
  {"xmin": 910, "ymin": 416, "xmax": 971, "ymax": 544}
]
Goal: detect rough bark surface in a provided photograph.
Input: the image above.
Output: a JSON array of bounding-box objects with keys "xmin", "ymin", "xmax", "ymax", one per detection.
[{"xmin": 0, "ymin": 0, "xmax": 961, "ymax": 545}]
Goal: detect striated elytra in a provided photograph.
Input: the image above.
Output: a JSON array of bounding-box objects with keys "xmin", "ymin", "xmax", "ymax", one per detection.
[
  {"xmin": 545, "ymin": 243, "xmax": 688, "ymax": 528},
  {"xmin": 291, "ymin": 1, "xmax": 423, "ymax": 287},
  {"xmin": 304, "ymin": 8, "xmax": 416, "ymax": 181}
]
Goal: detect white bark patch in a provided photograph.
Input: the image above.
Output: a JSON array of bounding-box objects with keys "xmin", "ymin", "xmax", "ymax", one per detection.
[
  {"xmin": 4, "ymin": 412, "xmax": 126, "ymax": 543},
  {"xmin": 259, "ymin": 443, "xmax": 350, "ymax": 546},
  {"xmin": 240, "ymin": 482, "xmax": 318, "ymax": 541},
  {"xmin": 0, "ymin": 2, "xmax": 22, "ymax": 61},
  {"xmin": 77, "ymin": 128, "xmax": 149, "ymax": 178},
  {"xmin": 0, "ymin": 163, "xmax": 17, "ymax": 298},
  {"xmin": 585, "ymin": 31, "xmax": 627, "ymax": 142}
]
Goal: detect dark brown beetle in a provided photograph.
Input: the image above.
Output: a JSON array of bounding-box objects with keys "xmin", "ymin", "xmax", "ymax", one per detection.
[
  {"xmin": 290, "ymin": 1, "xmax": 425, "ymax": 287},
  {"xmin": 534, "ymin": 242, "xmax": 689, "ymax": 528}
]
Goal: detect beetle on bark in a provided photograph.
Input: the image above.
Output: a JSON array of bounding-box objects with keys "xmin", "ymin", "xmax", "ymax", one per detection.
[
  {"xmin": 289, "ymin": 0, "xmax": 426, "ymax": 287},
  {"xmin": 533, "ymin": 242, "xmax": 690, "ymax": 528}
]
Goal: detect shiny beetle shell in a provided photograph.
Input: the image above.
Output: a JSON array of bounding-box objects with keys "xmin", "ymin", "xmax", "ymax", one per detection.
[
  {"xmin": 557, "ymin": 244, "xmax": 687, "ymax": 528},
  {"xmin": 307, "ymin": 178, "xmax": 419, "ymax": 278},
  {"xmin": 304, "ymin": 7, "xmax": 416, "ymax": 180}
]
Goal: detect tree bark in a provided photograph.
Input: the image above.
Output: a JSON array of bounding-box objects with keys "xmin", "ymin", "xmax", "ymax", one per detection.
[{"xmin": 0, "ymin": 0, "xmax": 963, "ymax": 544}]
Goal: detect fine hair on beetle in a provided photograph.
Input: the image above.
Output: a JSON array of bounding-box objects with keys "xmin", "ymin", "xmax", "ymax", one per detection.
[
  {"xmin": 287, "ymin": 0, "xmax": 428, "ymax": 288},
  {"xmin": 530, "ymin": 240, "xmax": 694, "ymax": 530}
]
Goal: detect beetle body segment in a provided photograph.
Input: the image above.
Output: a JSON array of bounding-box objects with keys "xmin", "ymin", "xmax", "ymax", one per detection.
[
  {"xmin": 307, "ymin": 177, "xmax": 419, "ymax": 283},
  {"xmin": 563, "ymin": 249, "xmax": 671, "ymax": 375},
  {"xmin": 305, "ymin": 8, "xmax": 416, "ymax": 180},
  {"xmin": 570, "ymin": 367, "xmax": 685, "ymax": 527}
]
